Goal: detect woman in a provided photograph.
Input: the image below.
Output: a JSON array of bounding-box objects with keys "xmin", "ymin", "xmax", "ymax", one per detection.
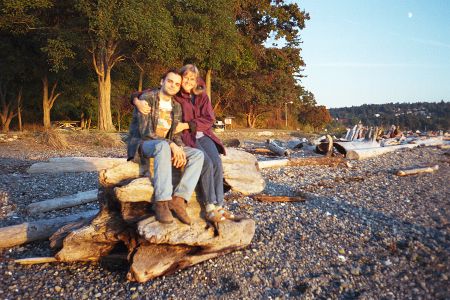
[{"xmin": 175, "ymin": 64, "xmax": 234, "ymax": 222}]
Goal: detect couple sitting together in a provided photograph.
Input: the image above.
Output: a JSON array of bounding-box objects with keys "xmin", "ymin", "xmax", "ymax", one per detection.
[{"xmin": 127, "ymin": 64, "xmax": 234, "ymax": 225}]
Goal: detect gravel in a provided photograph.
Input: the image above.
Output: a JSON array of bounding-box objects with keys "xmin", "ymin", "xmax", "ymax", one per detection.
[{"xmin": 0, "ymin": 132, "xmax": 449, "ymax": 299}]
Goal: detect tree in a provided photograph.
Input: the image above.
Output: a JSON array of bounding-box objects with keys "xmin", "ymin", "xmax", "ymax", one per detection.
[
  {"xmin": 298, "ymin": 105, "xmax": 332, "ymax": 131},
  {"xmin": 75, "ymin": 0, "xmax": 177, "ymax": 131},
  {"xmin": 167, "ymin": 0, "xmax": 242, "ymax": 101},
  {"xmin": 1, "ymin": 0, "xmax": 77, "ymax": 129}
]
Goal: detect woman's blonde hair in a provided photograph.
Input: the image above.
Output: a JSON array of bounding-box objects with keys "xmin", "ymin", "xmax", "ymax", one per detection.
[
  {"xmin": 179, "ymin": 64, "xmax": 199, "ymax": 77},
  {"xmin": 179, "ymin": 64, "xmax": 204, "ymax": 95}
]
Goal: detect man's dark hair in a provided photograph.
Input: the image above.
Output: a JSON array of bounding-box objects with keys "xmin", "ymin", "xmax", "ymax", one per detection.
[{"xmin": 161, "ymin": 68, "xmax": 180, "ymax": 80}]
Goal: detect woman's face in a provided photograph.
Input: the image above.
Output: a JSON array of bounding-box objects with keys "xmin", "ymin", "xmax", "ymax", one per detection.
[{"xmin": 182, "ymin": 71, "xmax": 197, "ymax": 93}]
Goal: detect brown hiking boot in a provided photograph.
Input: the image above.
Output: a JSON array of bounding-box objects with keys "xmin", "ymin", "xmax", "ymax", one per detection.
[
  {"xmin": 153, "ymin": 201, "xmax": 174, "ymax": 224},
  {"xmin": 169, "ymin": 196, "xmax": 191, "ymax": 225}
]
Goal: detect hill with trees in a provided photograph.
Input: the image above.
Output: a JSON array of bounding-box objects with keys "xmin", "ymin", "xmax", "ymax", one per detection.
[{"xmin": 329, "ymin": 101, "xmax": 450, "ymax": 131}]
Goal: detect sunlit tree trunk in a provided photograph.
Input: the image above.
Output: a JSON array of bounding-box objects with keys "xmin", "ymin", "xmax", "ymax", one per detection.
[
  {"xmin": 206, "ymin": 69, "xmax": 212, "ymax": 101},
  {"xmin": 0, "ymin": 83, "xmax": 18, "ymax": 133},
  {"xmin": 91, "ymin": 40, "xmax": 123, "ymax": 132},
  {"xmin": 97, "ymin": 70, "xmax": 114, "ymax": 131},
  {"xmin": 117, "ymin": 110, "xmax": 121, "ymax": 132},
  {"xmin": 17, "ymin": 88, "xmax": 22, "ymax": 132},
  {"xmin": 42, "ymin": 76, "xmax": 61, "ymax": 129},
  {"xmin": 138, "ymin": 69, "xmax": 144, "ymax": 92}
]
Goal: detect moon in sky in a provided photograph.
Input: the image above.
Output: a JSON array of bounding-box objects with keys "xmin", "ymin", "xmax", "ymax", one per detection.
[{"xmin": 408, "ymin": 12, "xmax": 413, "ymax": 18}]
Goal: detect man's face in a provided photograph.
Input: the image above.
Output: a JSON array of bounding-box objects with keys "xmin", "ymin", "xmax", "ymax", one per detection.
[{"xmin": 161, "ymin": 72, "xmax": 182, "ymax": 96}]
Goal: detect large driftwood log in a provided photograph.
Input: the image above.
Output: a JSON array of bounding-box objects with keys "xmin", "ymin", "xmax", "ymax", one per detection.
[
  {"xmin": 52, "ymin": 160, "xmax": 256, "ymax": 282},
  {"xmin": 396, "ymin": 165, "xmax": 439, "ymax": 176},
  {"xmin": 27, "ymin": 157, "xmax": 127, "ymax": 173},
  {"xmin": 257, "ymin": 156, "xmax": 344, "ymax": 169},
  {"xmin": 266, "ymin": 139, "xmax": 291, "ymax": 156},
  {"xmin": 346, "ymin": 144, "xmax": 417, "ymax": 160},
  {"xmin": 345, "ymin": 138, "xmax": 447, "ymax": 160},
  {"xmin": 26, "ymin": 189, "xmax": 98, "ymax": 214},
  {"xmin": 0, "ymin": 210, "xmax": 98, "ymax": 249}
]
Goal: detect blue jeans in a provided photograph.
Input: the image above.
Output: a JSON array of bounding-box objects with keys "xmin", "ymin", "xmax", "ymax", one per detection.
[
  {"xmin": 141, "ymin": 140, "xmax": 204, "ymax": 202},
  {"xmin": 196, "ymin": 135, "xmax": 224, "ymax": 206}
]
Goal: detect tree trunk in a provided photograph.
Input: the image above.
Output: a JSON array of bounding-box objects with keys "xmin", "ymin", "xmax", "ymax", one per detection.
[
  {"xmin": 42, "ymin": 77, "xmax": 51, "ymax": 129},
  {"xmin": 17, "ymin": 88, "xmax": 22, "ymax": 131},
  {"xmin": 206, "ymin": 69, "xmax": 212, "ymax": 101},
  {"xmin": 138, "ymin": 69, "xmax": 144, "ymax": 92},
  {"xmin": 117, "ymin": 110, "xmax": 121, "ymax": 132},
  {"xmin": 42, "ymin": 76, "xmax": 61, "ymax": 129},
  {"xmin": 0, "ymin": 84, "xmax": 18, "ymax": 133},
  {"xmin": 97, "ymin": 69, "xmax": 115, "ymax": 131}
]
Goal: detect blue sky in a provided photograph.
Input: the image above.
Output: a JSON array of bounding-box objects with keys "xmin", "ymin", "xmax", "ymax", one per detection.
[{"xmin": 293, "ymin": 0, "xmax": 450, "ymax": 108}]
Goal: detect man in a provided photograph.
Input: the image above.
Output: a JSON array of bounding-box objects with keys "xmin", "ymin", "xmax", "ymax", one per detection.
[{"xmin": 127, "ymin": 69, "xmax": 204, "ymax": 224}]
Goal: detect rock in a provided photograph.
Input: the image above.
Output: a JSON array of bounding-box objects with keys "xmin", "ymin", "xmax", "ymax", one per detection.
[{"xmin": 350, "ymin": 267, "xmax": 361, "ymax": 276}]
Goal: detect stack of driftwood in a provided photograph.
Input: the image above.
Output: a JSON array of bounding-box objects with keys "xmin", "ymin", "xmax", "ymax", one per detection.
[{"xmin": 1, "ymin": 149, "xmax": 263, "ymax": 282}]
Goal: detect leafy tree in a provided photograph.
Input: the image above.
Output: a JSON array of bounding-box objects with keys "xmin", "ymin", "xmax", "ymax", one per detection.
[
  {"xmin": 298, "ymin": 105, "xmax": 332, "ymax": 131},
  {"xmin": 167, "ymin": 0, "xmax": 242, "ymax": 100},
  {"xmin": 75, "ymin": 0, "xmax": 177, "ymax": 131}
]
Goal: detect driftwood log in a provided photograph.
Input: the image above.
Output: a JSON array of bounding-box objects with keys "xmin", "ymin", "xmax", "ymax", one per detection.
[
  {"xmin": 0, "ymin": 210, "xmax": 98, "ymax": 249},
  {"xmin": 346, "ymin": 144, "xmax": 417, "ymax": 160},
  {"xmin": 251, "ymin": 195, "xmax": 306, "ymax": 202},
  {"xmin": 266, "ymin": 139, "xmax": 291, "ymax": 156},
  {"xmin": 26, "ymin": 189, "xmax": 98, "ymax": 214},
  {"xmin": 396, "ymin": 165, "xmax": 439, "ymax": 176},
  {"xmin": 346, "ymin": 137, "xmax": 448, "ymax": 160},
  {"xmin": 27, "ymin": 157, "xmax": 126, "ymax": 173},
  {"xmin": 51, "ymin": 161, "xmax": 256, "ymax": 282}
]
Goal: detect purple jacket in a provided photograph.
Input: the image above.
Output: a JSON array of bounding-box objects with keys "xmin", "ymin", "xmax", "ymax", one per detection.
[{"xmin": 175, "ymin": 89, "xmax": 226, "ymax": 155}]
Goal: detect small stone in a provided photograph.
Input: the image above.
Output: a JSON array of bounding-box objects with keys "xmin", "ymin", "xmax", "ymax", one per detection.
[
  {"xmin": 350, "ymin": 267, "xmax": 360, "ymax": 276},
  {"xmin": 95, "ymin": 293, "xmax": 102, "ymax": 298},
  {"xmin": 338, "ymin": 248, "xmax": 345, "ymax": 255},
  {"xmin": 131, "ymin": 292, "xmax": 139, "ymax": 299},
  {"xmin": 337, "ymin": 255, "xmax": 346, "ymax": 262},
  {"xmin": 54, "ymin": 286, "xmax": 62, "ymax": 293}
]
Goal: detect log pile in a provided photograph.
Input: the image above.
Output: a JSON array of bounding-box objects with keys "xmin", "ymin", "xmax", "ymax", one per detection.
[{"xmin": 50, "ymin": 162, "xmax": 256, "ymax": 282}]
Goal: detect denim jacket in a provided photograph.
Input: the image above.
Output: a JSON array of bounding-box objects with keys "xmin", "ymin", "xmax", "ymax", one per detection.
[{"xmin": 127, "ymin": 89, "xmax": 184, "ymax": 161}]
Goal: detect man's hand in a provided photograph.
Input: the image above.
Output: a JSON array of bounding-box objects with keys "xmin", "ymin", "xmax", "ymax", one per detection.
[
  {"xmin": 170, "ymin": 143, "xmax": 186, "ymax": 168},
  {"xmin": 175, "ymin": 122, "xmax": 190, "ymax": 133},
  {"xmin": 133, "ymin": 98, "xmax": 151, "ymax": 115}
]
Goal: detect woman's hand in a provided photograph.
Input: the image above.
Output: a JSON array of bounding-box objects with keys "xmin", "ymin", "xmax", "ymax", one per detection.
[
  {"xmin": 133, "ymin": 98, "xmax": 151, "ymax": 115},
  {"xmin": 175, "ymin": 122, "xmax": 190, "ymax": 133}
]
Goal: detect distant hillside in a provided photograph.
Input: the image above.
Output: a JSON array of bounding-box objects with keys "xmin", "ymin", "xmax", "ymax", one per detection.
[{"xmin": 329, "ymin": 101, "xmax": 450, "ymax": 131}]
